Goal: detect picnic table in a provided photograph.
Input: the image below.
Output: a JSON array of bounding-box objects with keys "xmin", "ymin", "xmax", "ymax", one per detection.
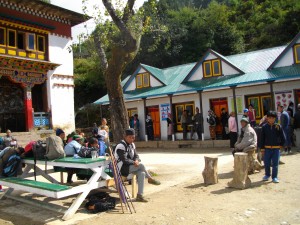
[{"xmin": 0, "ymin": 156, "xmax": 111, "ymax": 220}]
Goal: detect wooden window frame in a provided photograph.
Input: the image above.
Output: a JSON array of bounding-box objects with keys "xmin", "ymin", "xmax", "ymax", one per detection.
[
  {"xmin": 203, "ymin": 61, "xmax": 212, "ymax": 77},
  {"xmin": 0, "ymin": 27, "xmax": 6, "ymax": 46},
  {"xmin": 127, "ymin": 108, "xmax": 138, "ymax": 118},
  {"xmin": 174, "ymin": 102, "xmax": 195, "ymax": 132},
  {"xmin": 7, "ymin": 29, "xmax": 17, "ymax": 48},
  {"xmin": 26, "ymin": 33, "xmax": 36, "ymax": 51},
  {"xmin": 203, "ymin": 59, "xmax": 222, "ymax": 77},
  {"xmin": 136, "ymin": 72, "xmax": 151, "ymax": 89},
  {"xmin": 294, "ymin": 44, "xmax": 300, "ymax": 64},
  {"xmin": 212, "ymin": 59, "xmax": 222, "ymax": 76},
  {"xmin": 37, "ymin": 35, "xmax": 45, "ymax": 53}
]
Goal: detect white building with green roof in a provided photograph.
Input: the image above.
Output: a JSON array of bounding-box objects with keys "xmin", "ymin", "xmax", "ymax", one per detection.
[{"xmin": 95, "ymin": 32, "xmax": 300, "ymax": 140}]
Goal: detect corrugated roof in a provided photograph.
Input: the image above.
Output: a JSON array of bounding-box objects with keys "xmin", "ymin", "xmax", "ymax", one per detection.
[{"xmin": 94, "ymin": 43, "xmax": 299, "ymax": 105}]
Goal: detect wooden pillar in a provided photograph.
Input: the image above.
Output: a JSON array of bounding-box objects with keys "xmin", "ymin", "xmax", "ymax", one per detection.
[
  {"xmin": 99, "ymin": 104, "xmax": 103, "ymax": 119},
  {"xmin": 24, "ymin": 86, "xmax": 34, "ymax": 131},
  {"xmin": 168, "ymin": 94, "xmax": 175, "ymax": 141},
  {"xmin": 228, "ymin": 152, "xmax": 251, "ymax": 189},
  {"xmin": 142, "ymin": 98, "xmax": 147, "ymax": 141},
  {"xmin": 230, "ymin": 86, "xmax": 239, "ymax": 132},
  {"xmin": 198, "ymin": 90, "xmax": 204, "ymax": 140},
  {"xmin": 268, "ymin": 80, "xmax": 275, "ymax": 110},
  {"xmin": 202, "ymin": 156, "xmax": 218, "ymax": 185}
]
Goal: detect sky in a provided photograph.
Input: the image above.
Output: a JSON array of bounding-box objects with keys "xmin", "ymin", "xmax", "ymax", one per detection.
[{"xmin": 51, "ymin": 0, "xmax": 146, "ymax": 43}]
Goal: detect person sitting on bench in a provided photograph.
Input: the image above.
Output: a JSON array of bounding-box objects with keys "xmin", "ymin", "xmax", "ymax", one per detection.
[{"xmin": 114, "ymin": 128, "xmax": 161, "ymax": 202}]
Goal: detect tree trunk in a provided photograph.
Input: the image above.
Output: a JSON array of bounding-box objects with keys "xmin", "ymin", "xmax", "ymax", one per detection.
[
  {"xmin": 228, "ymin": 152, "xmax": 251, "ymax": 189},
  {"xmin": 202, "ymin": 156, "xmax": 218, "ymax": 185}
]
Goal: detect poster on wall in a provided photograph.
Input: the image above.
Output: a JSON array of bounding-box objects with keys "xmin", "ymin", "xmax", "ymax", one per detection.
[
  {"xmin": 230, "ymin": 96, "xmax": 243, "ymax": 114},
  {"xmin": 160, "ymin": 103, "xmax": 171, "ymax": 121},
  {"xmin": 275, "ymin": 91, "xmax": 294, "ymax": 110}
]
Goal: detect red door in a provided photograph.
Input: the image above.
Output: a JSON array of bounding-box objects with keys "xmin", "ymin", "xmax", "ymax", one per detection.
[
  {"xmin": 147, "ymin": 106, "xmax": 161, "ymax": 139},
  {"xmin": 210, "ymin": 98, "xmax": 228, "ymax": 136}
]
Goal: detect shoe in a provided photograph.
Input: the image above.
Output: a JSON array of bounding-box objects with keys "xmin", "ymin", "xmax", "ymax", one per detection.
[
  {"xmin": 148, "ymin": 178, "xmax": 161, "ymax": 185},
  {"xmin": 136, "ymin": 194, "xmax": 148, "ymax": 203},
  {"xmin": 272, "ymin": 178, "xmax": 279, "ymax": 183},
  {"xmin": 288, "ymin": 150, "xmax": 292, "ymax": 154},
  {"xmin": 262, "ymin": 175, "xmax": 270, "ymax": 181}
]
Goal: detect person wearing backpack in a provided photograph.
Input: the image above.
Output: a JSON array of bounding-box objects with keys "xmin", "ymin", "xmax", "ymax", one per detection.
[
  {"xmin": 114, "ymin": 128, "xmax": 161, "ymax": 202},
  {"xmin": 0, "ymin": 147, "xmax": 24, "ymax": 178},
  {"xmin": 207, "ymin": 109, "xmax": 217, "ymax": 140}
]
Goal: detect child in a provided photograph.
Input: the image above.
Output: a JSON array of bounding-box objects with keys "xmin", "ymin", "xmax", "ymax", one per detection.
[
  {"xmin": 261, "ymin": 111, "xmax": 285, "ymax": 183},
  {"xmin": 98, "ymin": 126, "xmax": 108, "ymax": 156}
]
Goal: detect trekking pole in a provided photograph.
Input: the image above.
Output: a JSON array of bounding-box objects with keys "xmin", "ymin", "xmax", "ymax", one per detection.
[
  {"xmin": 108, "ymin": 146, "xmax": 132, "ymax": 213},
  {"xmin": 108, "ymin": 147, "xmax": 126, "ymax": 213},
  {"xmin": 109, "ymin": 147, "xmax": 136, "ymax": 213}
]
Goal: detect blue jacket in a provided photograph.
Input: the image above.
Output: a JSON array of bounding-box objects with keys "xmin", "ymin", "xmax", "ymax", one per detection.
[
  {"xmin": 280, "ymin": 111, "xmax": 289, "ymax": 130},
  {"xmin": 260, "ymin": 123, "xmax": 285, "ymax": 148}
]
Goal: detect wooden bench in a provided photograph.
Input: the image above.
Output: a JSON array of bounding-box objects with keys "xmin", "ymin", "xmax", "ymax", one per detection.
[{"xmin": 0, "ymin": 177, "xmax": 70, "ymax": 199}]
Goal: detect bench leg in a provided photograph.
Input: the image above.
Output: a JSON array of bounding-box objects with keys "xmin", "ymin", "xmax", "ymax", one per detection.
[
  {"xmin": 62, "ymin": 167, "xmax": 103, "ymax": 221},
  {"xmin": 60, "ymin": 172, "xmax": 64, "ymax": 183},
  {"xmin": 132, "ymin": 175, "xmax": 137, "ymax": 198}
]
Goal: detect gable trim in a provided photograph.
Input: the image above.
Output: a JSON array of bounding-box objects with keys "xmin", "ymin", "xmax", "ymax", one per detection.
[
  {"xmin": 268, "ymin": 32, "xmax": 300, "ymax": 70},
  {"xmin": 182, "ymin": 49, "xmax": 244, "ymax": 83}
]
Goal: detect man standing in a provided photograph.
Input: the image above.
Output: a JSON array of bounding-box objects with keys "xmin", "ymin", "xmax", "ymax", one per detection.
[
  {"xmin": 145, "ymin": 113, "xmax": 154, "ymax": 141},
  {"xmin": 114, "ymin": 129, "xmax": 161, "ymax": 202},
  {"xmin": 191, "ymin": 107, "xmax": 203, "ymax": 140},
  {"xmin": 277, "ymin": 105, "xmax": 291, "ymax": 154},
  {"xmin": 221, "ymin": 108, "xmax": 229, "ymax": 140},
  {"xmin": 294, "ymin": 104, "xmax": 300, "ymax": 151},
  {"xmin": 180, "ymin": 110, "xmax": 188, "ymax": 140},
  {"xmin": 261, "ymin": 111, "xmax": 285, "ymax": 183},
  {"xmin": 207, "ymin": 109, "xmax": 217, "ymax": 140}
]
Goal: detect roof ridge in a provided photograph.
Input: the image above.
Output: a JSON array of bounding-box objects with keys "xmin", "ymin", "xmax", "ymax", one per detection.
[{"xmin": 226, "ymin": 45, "xmax": 287, "ymax": 58}]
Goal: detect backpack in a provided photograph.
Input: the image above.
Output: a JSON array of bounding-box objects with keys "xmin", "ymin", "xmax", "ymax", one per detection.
[
  {"xmin": 85, "ymin": 192, "xmax": 116, "ymax": 213},
  {"xmin": 2, "ymin": 151, "xmax": 21, "ymax": 177},
  {"xmin": 32, "ymin": 140, "xmax": 47, "ymax": 160},
  {"xmin": 208, "ymin": 116, "xmax": 216, "ymax": 126},
  {"xmin": 45, "ymin": 135, "xmax": 65, "ymax": 160},
  {"xmin": 24, "ymin": 141, "xmax": 36, "ymax": 157}
]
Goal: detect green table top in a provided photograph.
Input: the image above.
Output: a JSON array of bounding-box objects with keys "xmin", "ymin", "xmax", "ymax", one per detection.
[
  {"xmin": 0, "ymin": 177, "xmax": 70, "ymax": 192},
  {"xmin": 24, "ymin": 156, "xmax": 107, "ymax": 164}
]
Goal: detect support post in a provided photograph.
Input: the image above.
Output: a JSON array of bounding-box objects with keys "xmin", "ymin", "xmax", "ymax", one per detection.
[
  {"xmin": 268, "ymin": 80, "xmax": 275, "ymax": 110},
  {"xmin": 230, "ymin": 86, "xmax": 239, "ymax": 132},
  {"xmin": 168, "ymin": 94, "xmax": 175, "ymax": 141},
  {"xmin": 198, "ymin": 90, "xmax": 204, "ymax": 141},
  {"xmin": 24, "ymin": 86, "xmax": 34, "ymax": 131},
  {"xmin": 142, "ymin": 98, "xmax": 147, "ymax": 141}
]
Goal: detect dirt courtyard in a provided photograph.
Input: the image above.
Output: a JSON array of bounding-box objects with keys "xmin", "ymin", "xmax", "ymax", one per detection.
[{"xmin": 0, "ymin": 148, "xmax": 299, "ymax": 225}]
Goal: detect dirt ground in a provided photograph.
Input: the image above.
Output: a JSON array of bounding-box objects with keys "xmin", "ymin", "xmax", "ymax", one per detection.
[{"xmin": 0, "ymin": 148, "xmax": 299, "ymax": 225}]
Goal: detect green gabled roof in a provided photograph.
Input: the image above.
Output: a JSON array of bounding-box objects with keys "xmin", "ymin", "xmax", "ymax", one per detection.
[
  {"xmin": 94, "ymin": 43, "xmax": 300, "ymax": 105},
  {"xmin": 141, "ymin": 64, "xmax": 166, "ymax": 84},
  {"xmin": 227, "ymin": 46, "xmax": 286, "ymax": 73}
]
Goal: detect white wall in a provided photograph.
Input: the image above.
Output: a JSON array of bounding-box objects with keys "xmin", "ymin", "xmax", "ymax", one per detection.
[
  {"xmin": 47, "ymin": 34, "xmax": 75, "ymax": 134},
  {"xmin": 274, "ymin": 37, "xmax": 300, "ymax": 68},
  {"xmin": 189, "ymin": 53, "xmax": 241, "ymax": 81}
]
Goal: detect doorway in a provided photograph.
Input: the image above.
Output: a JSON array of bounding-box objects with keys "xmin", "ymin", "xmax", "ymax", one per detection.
[
  {"xmin": 245, "ymin": 94, "xmax": 271, "ymax": 123},
  {"xmin": 210, "ymin": 98, "xmax": 228, "ymax": 137},
  {"xmin": 147, "ymin": 106, "xmax": 161, "ymax": 139}
]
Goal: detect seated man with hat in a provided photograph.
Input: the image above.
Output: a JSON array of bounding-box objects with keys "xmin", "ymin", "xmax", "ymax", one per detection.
[
  {"xmin": 114, "ymin": 128, "xmax": 161, "ymax": 202},
  {"xmin": 233, "ymin": 117, "xmax": 257, "ymax": 155}
]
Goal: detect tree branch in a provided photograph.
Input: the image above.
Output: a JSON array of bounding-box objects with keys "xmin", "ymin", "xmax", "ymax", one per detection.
[
  {"xmin": 93, "ymin": 31, "xmax": 108, "ymax": 71},
  {"xmin": 122, "ymin": 0, "xmax": 135, "ymax": 23},
  {"xmin": 102, "ymin": 0, "xmax": 136, "ymax": 48}
]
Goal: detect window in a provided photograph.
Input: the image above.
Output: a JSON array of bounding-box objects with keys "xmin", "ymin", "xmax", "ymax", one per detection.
[
  {"xmin": 136, "ymin": 73, "xmax": 150, "ymax": 88},
  {"xmin": 7, "ymin": 29, "xmax": 16, "ymax": 48},
  {"xmin": 127, "ymin": 108, "xmax": 138, "ymax": 118},
  {"xmin": 174, "ymin": 102, "xmax": 195, "ymax": 132},
  {"xmin": 17, "ymin": 32, "xmax": 25, "ymax": 50},
  {"xmin": 294, "ymin": 44, "xmax": 300, "ymax": 64},
  {"xmin": 26, "ymin": 33, "xmax": 35, "ymax": 51},
  {"xmin": 246, "ymin": 94, "xmax": 272, "ymax": 122},
  {"xmin": 203, "ymin": 59, "xmax": 222, "ymax": 77},
  {"xmin": 37, "ymin": 35, "xmax": 45, "ymax": 52},
  {"xmin": 0, "ymin": 27, "xmax": 5, "ymax": 46}
]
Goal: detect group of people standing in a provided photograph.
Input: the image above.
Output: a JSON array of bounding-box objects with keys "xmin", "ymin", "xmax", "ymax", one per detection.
[{"xmin": 180, "ymin": 107, "xmax": 204, "ymax": 140}]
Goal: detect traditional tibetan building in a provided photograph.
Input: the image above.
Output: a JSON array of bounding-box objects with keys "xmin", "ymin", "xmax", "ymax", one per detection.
[
  {"xmin": 95, "ymin": 32, "xmax": 300, "ymax": 140},
  {"xmin": 0, "ymin": 0, "xmax": 88, "ymax": 133}
]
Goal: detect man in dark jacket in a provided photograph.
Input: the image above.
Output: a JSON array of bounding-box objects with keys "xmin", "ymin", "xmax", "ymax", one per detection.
[
  {"xmin": 114, "ymin": 128, "xmax": 160, "ymax": 202},
  {"xmin": 294, "ymin": 104, "xmax": 300, "ymax": 151},
  {"xmin": 278, "ymin": 105, "xmax": 291, "ymax": 154},
  {"xmin": 261, "ymin": 111, "xmax": 285, "ymax": 183}
]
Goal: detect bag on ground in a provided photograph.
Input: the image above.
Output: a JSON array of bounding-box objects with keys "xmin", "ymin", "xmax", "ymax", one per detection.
[
  {"xmin": 45, "ymin": 135, "xmax": 65, "ymax": 160},
  {"xmin": 85, "ymin": 193, "xmax": 116, "ymax": 213}
]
